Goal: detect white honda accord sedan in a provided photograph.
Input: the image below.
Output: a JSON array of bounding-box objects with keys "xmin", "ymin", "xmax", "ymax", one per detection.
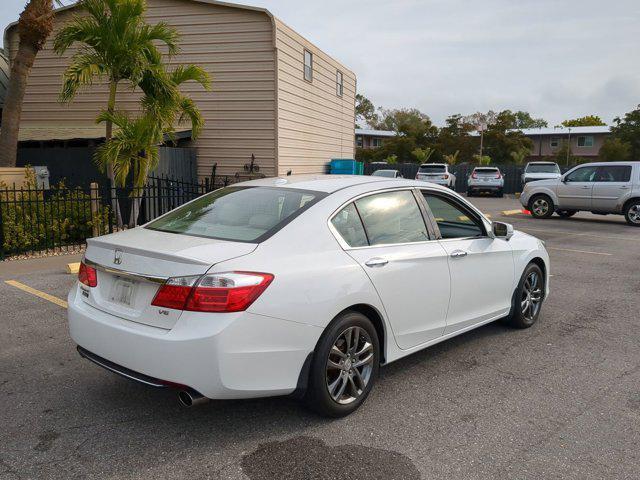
[{"xmin": 68, "ymin": 175, "xmax": 549, "ymax": 417}]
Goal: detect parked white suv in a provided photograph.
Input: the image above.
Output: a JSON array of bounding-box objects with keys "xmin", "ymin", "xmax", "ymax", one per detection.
[
  {"xmin": 415, "ymin": 163, "xmax": 456, "ymax": 189},
  {"xmin": 521, "ymin": 162, "xmax": 562, "ymax": 185},
  {"xmin": 520, "ymin": 162, "xmax": 640, "ymax": 226}
]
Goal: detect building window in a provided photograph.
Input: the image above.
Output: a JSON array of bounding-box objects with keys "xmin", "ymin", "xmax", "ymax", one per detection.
[
  {"xmin": 577, "ymin": 135, "xmax": 594, "ymax": 147},
  {"xmin": 550, "ymin": 137, "xmax": 560, "ymax": 148},
  {"xmin": 303, "ymin": 49, "xmax": 313, "ymax": 82},
  {"xmin": 371, "ymin": 138, "xmax": 383, "ymax": 148},
  {"xmin": 356, "ymin": 136, "xmax": 363, "ymax": 148},
  {"xmin": 336, "ymin": 70, "xmax": 343, "ymax": 96}
]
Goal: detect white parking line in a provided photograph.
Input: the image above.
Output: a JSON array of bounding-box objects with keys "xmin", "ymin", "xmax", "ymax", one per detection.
[{"xmin": 545, "ymin": 247, "xmax": 612, "ymax": 256}]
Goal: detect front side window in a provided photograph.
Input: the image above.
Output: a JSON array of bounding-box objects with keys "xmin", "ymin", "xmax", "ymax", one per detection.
[
  {"xmin": 336, "ymin": 70, "xmax": 343, "ymax": 96},
  {"xmin": 147, "ymin": 187, "xmax": 323, "ymax": 242},
  {"xmin": 577, "ymin": 135, "xmax": 594, "ymax": 147},
  {"xmin": 594, "ymin": 165, "xmax": 632, "ymax": 182},
  {"xmin": 304, "ymin": 50, "xmax": 313, "ymax": 82},
  {"xmin": 423, "ymin": 193, "xmax": 484, "ymax": 239},
  {"xmin": 565, "ymin": 166, "xmax": 598, "ymax": 182},
  {"xmin": 331, "ymin": 203, "xmax": 368, "ymax": 247},
  {"xmin": 355, "ymin": 190, "xmax": 429, "ymax": 246}
]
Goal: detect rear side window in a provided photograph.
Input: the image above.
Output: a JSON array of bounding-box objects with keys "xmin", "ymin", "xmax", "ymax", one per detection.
[
  {"xmin": 147, "ymin": 186, "xmax": 323, "ymax": 242},
  {"xmin": 331, "ymin": 203, "xmax": 368, "ymax": 247},
  {"xmin": 423, "ymin": 193, "xmax": 484, "ymax": 239},
  {"xmin": 355, "ymin": 190, "xmax": 429, "ymax": 246},
  {"xmin": 594, "ymin": 165, "xmax": 632, "ymax": 182}
]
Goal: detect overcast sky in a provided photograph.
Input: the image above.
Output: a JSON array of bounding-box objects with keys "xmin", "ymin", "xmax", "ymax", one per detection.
[{"xmin": 2, "ymin": 0, "xmax": 639, "ymax": 126}]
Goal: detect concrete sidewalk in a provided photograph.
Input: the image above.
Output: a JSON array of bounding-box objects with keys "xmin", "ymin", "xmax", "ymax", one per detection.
[{"xmin": 0, "ymin": 253, "xmax": 82, "ymax": 279}]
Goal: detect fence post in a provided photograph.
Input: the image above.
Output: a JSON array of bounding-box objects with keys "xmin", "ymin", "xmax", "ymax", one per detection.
[
  {"xmin": 90, "ymin": 182, "xmax": 100, "ymax": 237},
  {"xmin": 0, "ymin": 197, "xmax": 5, "ymax": 260}
]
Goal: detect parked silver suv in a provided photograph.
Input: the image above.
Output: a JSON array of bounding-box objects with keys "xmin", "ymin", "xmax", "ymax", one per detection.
[
  {"xmin": 520, "ymin": 162, "xmax": 640, "ymax": 226},
  {"xmin": 415, "ymin": 163, "xmax": 456, "ymax": 189},
  {"xmin": 467, "ymin": 166, "xmax": 504, "ymax": 197}
]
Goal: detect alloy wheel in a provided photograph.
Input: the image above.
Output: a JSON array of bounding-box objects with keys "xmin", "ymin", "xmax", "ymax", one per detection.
[
  {"xmin": 325, "ymin": 326, "xmax": 374, "ymax": 405},
  {"xmin": 521, "ymin": 271, "xmax": 543, "ymax": 321},
  {"xmin": 532, "ymin": 198, "xmax": 549, "ymax": 217},
  {"xmin": 628, "ymin": 204, "xmax": 640, "ymax": 224}
]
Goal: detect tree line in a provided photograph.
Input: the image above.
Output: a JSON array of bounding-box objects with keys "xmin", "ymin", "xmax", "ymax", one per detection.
[{"xmin": 355, "ymin": 94, "xmax": 639, "ymax": 165}]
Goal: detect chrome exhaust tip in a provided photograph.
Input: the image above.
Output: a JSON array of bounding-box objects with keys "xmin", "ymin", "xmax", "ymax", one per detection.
[{"xmin": 177, "ymin": 390, "xmax": 209, "ymax": 407}]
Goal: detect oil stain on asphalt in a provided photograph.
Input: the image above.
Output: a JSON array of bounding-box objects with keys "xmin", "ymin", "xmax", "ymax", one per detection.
[{"xmin": 241, "ymin": 436, "xmax": 420, "ymax": 480}]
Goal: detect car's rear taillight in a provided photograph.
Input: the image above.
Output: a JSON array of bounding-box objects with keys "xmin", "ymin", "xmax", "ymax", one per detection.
[
  {"xmin": 151, "ymin": 272, "xmax": 274, "ymax": 313},
  {"xmin": 495, "ymin": 172, "xmax": 502, "ymax": 179},
  {"xmin": 442, "ymin": 174, "xmax": 449, "ymax": 179},
  {"xmin": 471, "ymin": 172, "xmax": 478, "ymax": 179},
  {"xmin": 78, "ymin": 261, "xmax": 98, "ymax": 287}
]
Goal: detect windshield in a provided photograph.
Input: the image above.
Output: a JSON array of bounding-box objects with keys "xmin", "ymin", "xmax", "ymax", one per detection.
[
  {"xmin": 418, "ymin": 165, "xmax": 446, "ymax": 173},
  {"xmin": 146, "ymin": 186, "xmax": 324, "ymax": 242},
  {"xmin": 526, "ymin": 163, "xmax": 560, "ymax": 173},
  {"xmin": 372, "ymin": 170, "xmax": 397, "ymax": 177}
]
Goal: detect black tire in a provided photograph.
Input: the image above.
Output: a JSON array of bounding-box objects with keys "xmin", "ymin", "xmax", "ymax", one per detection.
[
  {"xmin": 504, "ymin": 263, "xmax": 545, "ymax": 329},
  {"xmin": 623, "ymin": 199, "xmax": 640, "ymax": 227},
  {"xmin": 496, "ymin": 189, "xmax": 504, "ymax": 198},
  {"xmin": 467, "ymin": 190, "xmax": 474, "ymax": 197},
  {"xmin": 305, "ymin": 311, "xmax": 380, "ymax": 417},
  {"xmin": 528, "ymin": 194, "xmax": 554, "ymax": 219},
  {"xmin": 557, "ymin": 209, "xmax": 577, "ymax": 218}
]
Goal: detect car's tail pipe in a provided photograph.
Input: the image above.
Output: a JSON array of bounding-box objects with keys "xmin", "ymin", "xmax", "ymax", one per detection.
[{"xmin": 177, "ymin": 389, "xmax": 209, "ymax": 407}]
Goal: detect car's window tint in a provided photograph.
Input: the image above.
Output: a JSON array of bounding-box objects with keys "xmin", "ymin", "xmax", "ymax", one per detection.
[
  {"xmin": 355, "ymin": 190, "xmax": 429, "ymax": 246},
  {"xmin": 423, "ymin": 194, "xmax": 484, "ymax": 239},
  {"xmin": 419, "ymin": 165, "xmax": 446, "ymax": 173},
  {"xmin": 594, "ymin": 165, "xmax": 632, "ymax": 182},
  {"xmin": 526, "ymin": 163, "xmax": 560, "ymax": 173},
  {"xmin": 146, "ymin": 186, "xmax": 323, "ymax": 242},
  {"xmin": 331, "ymin": 203, "xmax": 368, "ymax": 247},
  {"xmin": 565, "ymin": 166, "xmax": 598, "ymax": 182}
]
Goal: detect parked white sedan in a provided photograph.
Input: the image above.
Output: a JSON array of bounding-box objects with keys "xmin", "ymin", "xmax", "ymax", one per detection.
[{"xmin": 69, "ymin": 175, "xmax": 550, "ymax": 417}]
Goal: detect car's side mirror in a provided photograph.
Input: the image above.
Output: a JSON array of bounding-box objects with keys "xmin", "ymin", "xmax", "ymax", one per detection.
[{"xmin": 493, "ymin": 221, "xmax": 514, "ymax": 240}]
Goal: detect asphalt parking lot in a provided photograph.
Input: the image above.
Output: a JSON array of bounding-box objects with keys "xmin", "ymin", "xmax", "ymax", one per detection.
[{"xmin": 1, "ymin": 196, "xmax": 639, "ymax": 480}]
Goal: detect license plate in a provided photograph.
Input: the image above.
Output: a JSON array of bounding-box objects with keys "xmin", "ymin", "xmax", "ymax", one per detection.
[{"xmin": 110, "ymin": 278, "xmax": 136, "ymax": 307}]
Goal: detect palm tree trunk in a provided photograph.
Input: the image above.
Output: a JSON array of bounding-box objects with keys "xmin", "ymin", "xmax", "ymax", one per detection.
[
  {"xmin": 105, "ymin": 79, "xmax": 124, "ymax": 227},
  {"xmin": 0, "ymin": 42, "xmax": 39, "ymax": 167}
]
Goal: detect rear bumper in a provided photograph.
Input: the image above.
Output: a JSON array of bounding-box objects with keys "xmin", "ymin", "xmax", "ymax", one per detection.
[
  {"xmin": 467, "ymin": 183, "xmax": 502, "ymax": 191},
  {"xmin": 68, "ymin": 285, "xmax": 322, "ymax": 399}
]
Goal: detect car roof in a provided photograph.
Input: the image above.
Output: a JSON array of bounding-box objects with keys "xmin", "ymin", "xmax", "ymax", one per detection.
[
  {"xmin": 373, "ymin": 169, "xmax": 398, "ymax": 172},
  {"xmin": 234, "ymin": 174, "xmax": 449, "ymax": 194},
  {"xmin": 526, "ymin": 161, "xmax": 558, "ymax": 165},
  {"xmin": 420, "ymin": 163, "xmax": 446, "ymax": 166}
]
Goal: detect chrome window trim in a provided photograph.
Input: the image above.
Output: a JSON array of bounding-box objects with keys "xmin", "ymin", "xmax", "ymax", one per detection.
[{"xmin": 83, "ymin": 258, "xmax": 168, "ymax": 284}]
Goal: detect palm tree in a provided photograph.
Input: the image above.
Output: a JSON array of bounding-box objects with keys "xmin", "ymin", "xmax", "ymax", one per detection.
[
  {"xmin": 0, "ymin": 0, "xmax": 62, "ymax": 167},
  {"xmin": 53, "ymin": 0, "xmax": 179, "ymax": 223},
  {"xmin": 95, "ymin": 63, "xmax": 210, "ymax": 226}
]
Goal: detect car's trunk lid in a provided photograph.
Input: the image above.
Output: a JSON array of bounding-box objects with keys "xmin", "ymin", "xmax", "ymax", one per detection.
[{"xmin": 81, "ymin": 228, "xmax": 257, "ymax": 329}]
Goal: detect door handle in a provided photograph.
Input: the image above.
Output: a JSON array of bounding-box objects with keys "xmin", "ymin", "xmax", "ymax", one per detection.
[
  {"xmin": 365, "ymin": 257, "xmax": 388, "ymax": 267},
  {"xmin": 581, "ymin": 186, "xmax": 591, "ymax": 189},
  {"xmin": 450, "ymin": 250, "xmax": 468, "ymax": 258}
]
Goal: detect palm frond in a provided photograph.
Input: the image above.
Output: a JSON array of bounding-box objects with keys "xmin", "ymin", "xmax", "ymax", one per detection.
[
  {"xmin": 170, "ymin": 65, "xmax": 211, "ymax": 91},
  {"xmin": 59, "ymin": 51, "xmax": 106, "ymax": 102}
]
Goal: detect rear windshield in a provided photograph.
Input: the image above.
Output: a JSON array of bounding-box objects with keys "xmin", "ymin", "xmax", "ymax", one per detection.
[
  {"xmin": 526, "ymin": 163, "xmax": 560, "ymax": 173},
  {"xmin": 418, "ymin": 165, "xmax": 445, "ymax": 173},
  {"xmin": 474, "ymin": 168, "xmax": 499, "ymax": 174},
  {"xmin": 146, "ymin": 186, "xmax": 324, "ymax": 242},
  {"xmin": 372, "ymin": 170, "xmax": 397, "ymax": 177}
]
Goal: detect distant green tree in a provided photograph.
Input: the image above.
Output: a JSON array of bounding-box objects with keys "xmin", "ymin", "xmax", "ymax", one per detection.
[
  {"xmin": 514, "ymin": 111, "xmax": 548, "ymax": 129},
  {"xmin": 376, "ymin": 108, "xmax": 438, "ymax": 144},
  {"xmin": 610, "ymin": 105, "xmax": 640, "ymax": 159},
  {"xmin": 436, "ymin": 114, "xmax": 477, "ymax": 164},
  {"xmin": 355, "ymin": 93, "xmax": 378, "ymax": 128},
  {"xmin": 384, "ymin": 154, "xmax": 398, "ymax": 165},
  {"xmin": 473, "ymin": 155, "xmax": 491, "ymax": 165},
  {"xmin": 510, "ymin": 147, "xmax": 530, "ymax": 165},
  {"xmin": 481, "ymin": 111, "xmax": 533, "ymax": 163},
  {"xmin": 411, "ymin": 147, "xmax": 435, "ymax": 164},
  {"xmin": 443, "ymin": 150, "xmax": 460, "ymax": 165},
  {"xmin": 561, "ymin": 115, "xmax": 606, "ymax": 127},
  {"xmin": 599, "ymin": 137, "xmax": 631, "ymax": 162}
]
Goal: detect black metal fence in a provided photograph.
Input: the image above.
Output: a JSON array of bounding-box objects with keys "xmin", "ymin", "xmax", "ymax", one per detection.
[
  {"xmin": 363, "ymin": 163, "xmax": 575, "ymax": 194},
  {"xmin": 0, "ymin": 174, "xmax": 233, "ymax": 260}
]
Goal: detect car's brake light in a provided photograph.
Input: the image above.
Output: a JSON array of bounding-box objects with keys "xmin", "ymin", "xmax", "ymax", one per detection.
[
  {"xmin": 495, "ymin": 172, "xmax": 502, "ymax": 179},
  {"xmin": 442, "ymin": 174, "xmax": 449, "ymax": 179},
  {"xmin": 78, "ymin": 261, "xmax": 98, "ymax": 287},
  {"xmin": 471, "ymin": 172, "xmax": 478, "ymax": 179},
  {"xmin": 152, "ymin": 272, "xmax": 274, "ymax": 313}
]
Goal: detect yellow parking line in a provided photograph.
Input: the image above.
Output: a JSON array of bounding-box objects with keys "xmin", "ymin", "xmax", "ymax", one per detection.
[
  {"xmin": 67, "ymin": 262, "xmax": 80, "ymax": 274},
  {"xmin": 4, "ymin": 280, "xmax": 68, "ymax": 309},
  {"xmin": 545, "ymin": 247, "xmax": 612, "ymax": 256},
  {"xmin": 502, "ymin": 209, "xmax": 522, "ymax": 215}
]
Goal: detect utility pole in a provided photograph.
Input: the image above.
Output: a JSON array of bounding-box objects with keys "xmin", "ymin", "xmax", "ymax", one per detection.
[{"xmin": 566, "ymin": 127, "xmax": 572, "ymax": 166}]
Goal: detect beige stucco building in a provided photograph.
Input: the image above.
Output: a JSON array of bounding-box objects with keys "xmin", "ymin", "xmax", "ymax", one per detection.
[{"xmin": 4, "ymin": 0, "xmax": 356, "ymax": 178}]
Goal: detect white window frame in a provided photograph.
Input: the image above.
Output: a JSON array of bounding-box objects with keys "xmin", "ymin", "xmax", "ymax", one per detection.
[
  {"xmin": 303, "ymin": 49, "xmax": 313, "ymax": 82},
  {"xmin": 577, "ymin": 135, "xmax": 594, "ymax": 148},
  {"xmin": 336, "ymin": 70, "xmax": 343, "ymax": 97}
]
